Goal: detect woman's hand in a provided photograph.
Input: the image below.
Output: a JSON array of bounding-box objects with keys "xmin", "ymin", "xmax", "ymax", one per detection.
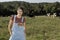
[{"xmin": 10, "ymin": 32, "xmax": 12, "ymax": 35}]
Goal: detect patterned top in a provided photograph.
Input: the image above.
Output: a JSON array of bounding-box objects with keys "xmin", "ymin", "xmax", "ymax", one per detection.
[{"xmin": 10, "ymin": 15, "xmax": 25, "ymax": 23}]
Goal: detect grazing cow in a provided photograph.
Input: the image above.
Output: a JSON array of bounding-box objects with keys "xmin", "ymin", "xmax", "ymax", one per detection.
[
  {"xmin": 47, "ymin": 13, "xmax": 50, "ymax": 16},
  {"xmin": 52, "ymin": 13, "xmax": 56, "ymax": 18}
]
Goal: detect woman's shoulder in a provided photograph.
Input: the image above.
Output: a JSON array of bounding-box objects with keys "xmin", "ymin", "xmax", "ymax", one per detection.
[
  {"xmin": 10, "ymin": 15, "xmax": 16, "ymax": 17},
  {"xmin": 22, "ymin": 16, "xmax": 26, "ymax": 19},
  {"xmin": 22, "ymin": 16, "xmax": 26, "ymax": 22},
  {"xmin": 10, "ymin": 15, "xmax": 15, "ymax": 20}
]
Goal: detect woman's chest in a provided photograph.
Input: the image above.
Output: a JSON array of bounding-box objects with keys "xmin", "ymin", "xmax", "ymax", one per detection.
[{"xmin": 15, "ymin": 17, "xmax": 23, "ymax": 23}]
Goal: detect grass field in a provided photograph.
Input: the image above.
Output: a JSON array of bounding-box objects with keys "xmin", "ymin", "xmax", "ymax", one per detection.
[{"xmin": 0, "ymin": 16, "xmax": 60, "ymax": 40}]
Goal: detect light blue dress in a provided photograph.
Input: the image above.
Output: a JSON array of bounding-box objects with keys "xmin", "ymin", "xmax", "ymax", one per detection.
[{"xmin": 9, "ymin": 15, "xmax": 26, "ymax": 40}]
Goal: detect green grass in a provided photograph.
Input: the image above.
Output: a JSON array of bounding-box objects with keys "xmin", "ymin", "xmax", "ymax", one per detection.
[{"xmin": 0, "ymin": 16, "xmax": 60, "ymax": 40}]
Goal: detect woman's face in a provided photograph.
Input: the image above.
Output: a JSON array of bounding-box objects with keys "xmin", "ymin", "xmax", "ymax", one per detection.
[{"xmin": 17, "ymin": 8, "xmax": 23, "ymax": 16}]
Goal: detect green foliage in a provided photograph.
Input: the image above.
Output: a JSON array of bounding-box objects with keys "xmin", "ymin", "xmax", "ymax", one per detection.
[{"xmin": 0, "ymin": 1, "xmax": 60, "ymax": 16}]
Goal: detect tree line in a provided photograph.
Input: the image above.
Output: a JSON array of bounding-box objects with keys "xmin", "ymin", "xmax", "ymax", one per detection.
[{"xmin": 0, "ymin": 1, "xmax": 60, "ymax": 17}]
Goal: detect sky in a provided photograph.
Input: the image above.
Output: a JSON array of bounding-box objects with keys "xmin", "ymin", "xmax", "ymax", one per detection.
[{"xmin": 0, "ymin": 0, "xmax": 60, "ymax": 3}]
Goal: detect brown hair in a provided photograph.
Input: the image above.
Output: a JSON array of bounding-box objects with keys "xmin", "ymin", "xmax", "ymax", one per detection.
[{"xmin": 17, "ymin": 6, "xmax": 24, "ymax": 11}]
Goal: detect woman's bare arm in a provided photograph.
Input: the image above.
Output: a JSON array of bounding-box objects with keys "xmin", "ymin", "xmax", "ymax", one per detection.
[
  {"xmin": 8, "ymin": 17, "xmax": 13, "ymax": 35},
  {"xmin": 23, "ymin": 17, "xmax": 26, "ymax": 33}
]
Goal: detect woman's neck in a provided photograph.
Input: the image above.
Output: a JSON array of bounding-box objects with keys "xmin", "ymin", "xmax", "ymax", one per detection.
[{"xmin": 16, "ymin": 15, "xmax": 22, "ymax": 18}]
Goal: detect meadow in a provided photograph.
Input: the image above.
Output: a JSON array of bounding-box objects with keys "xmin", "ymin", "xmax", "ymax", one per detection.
[{"xmin": 0, "ymin": 16, "xmax": 60, "ymax": 40}]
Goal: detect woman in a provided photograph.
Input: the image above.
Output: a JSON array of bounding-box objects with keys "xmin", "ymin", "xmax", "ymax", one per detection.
[{"xmin": 8, "ymin": 7, "xmax": 26, "ymax": 40}]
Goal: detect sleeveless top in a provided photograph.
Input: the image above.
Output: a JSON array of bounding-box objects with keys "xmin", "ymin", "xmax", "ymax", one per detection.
[
  {"xmin": 10, "ymin": 15, "xmax": 25, "ymax": 23},
  {"xmin": 11, "ymin": 15, "xmax": 25, "ymax": 34}
]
